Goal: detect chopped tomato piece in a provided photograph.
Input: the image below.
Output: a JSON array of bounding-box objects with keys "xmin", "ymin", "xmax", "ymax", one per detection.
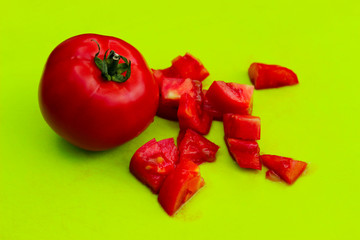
[
  {"xmin": 261, "ymin": 155, "xmax": 307, "ymax": 184},
  {"xmin": 129, "ymin": 138, "xmax": 179, "ymax": 193},
  {"xmin": 152, "ymin": 53, "xmax": 209, "ymax": 86},
  {"xmin": 152, "ymin": 67, "xmax": 180, "ymax": 86},
  {"xmin": 161, "ymin": 78, "xmax": 203, "ymax": 106},
  {"xmin": 202, "ymin": 89, "xmax": 223, "ymax": 121},
  {"xmin": 158, "ymin": 138, "xmax": 179, "ymax": 165},
  {"xmin": 179, "ymin": 129, "xmax": 219, "ymax": 165},
  {"xmin": 223, "ymin": 114, "xmax": 261, "ymax": 140},
  {"xmin": 205, "ymin": 81, "xmax": 254, "ymax": 115},
  {"xmin": 178, "ymin": 93, "xmax": 212, "ymax": 135},
  {"xmin": 157, "ymin": 78, "xmax": 203, "ymax": 120},
  {"xmin": 248, "ymin": 63, "xmax": 298, "ymax": 89},
  {"xmin": 158, "ymin": 161, "xmax": 205, "ymax": 216},
  {"xmin": 171, "ymin": 53, "xmax": 209, "ymax": 81},
  {"xmin": 225, "ymin": 138, "xmax": 261, "ymax": 170}
]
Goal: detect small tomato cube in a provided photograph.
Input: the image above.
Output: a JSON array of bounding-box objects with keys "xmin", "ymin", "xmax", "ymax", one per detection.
[
  {"xmin": 157, "ymin": 78, "xmax": 203, "ymax": 121},
  {"xmin": 171, "ymin": 53, "xmax": 209, "ymax": 81},
  {"xmin": 179, "ymin": 129, "xmax": 219, "ymax": 165},
  {"xmin": 248, "ymin": 63, "xmax": 298, "ymax": 89},
  {"xmin": 206, "ymin": 81, "xmax": 254, "ymax": 116},
  {"xmin": 177, "ymin": 93, "xmax": 213, "ymax": 135},
  {"xmin": 223, "ymin": 114, "xmax": 261, "ymax": 140},
  {"xmin": 225, "ymin": 138, "xmax": 261, "ymax": 170},
  {"xmin": 130, "ymin": 138, "xmax": 179, "ymax": 193}
]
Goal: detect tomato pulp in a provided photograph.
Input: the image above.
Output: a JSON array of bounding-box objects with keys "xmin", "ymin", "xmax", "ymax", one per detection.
[{"xmin": 39, "ymin": 34, "xmax": 159, "ymax": 151}]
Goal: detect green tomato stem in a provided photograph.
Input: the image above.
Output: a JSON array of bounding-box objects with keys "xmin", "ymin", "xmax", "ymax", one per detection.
[{"xmin": 92, "ymin": 40, "xmax": 131, "ymax": 83}]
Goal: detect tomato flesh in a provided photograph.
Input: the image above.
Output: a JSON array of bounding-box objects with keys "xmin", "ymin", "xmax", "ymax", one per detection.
[
  {"xmin": 225, "ymin": 138, "xmax": 261, "ymax": 170},
  {"xmin": 202, "ymin": 89, "xmax": 223, "ymax": 121},
  {"xmin": 161, "ymin": 78, "xmax": 203, "ymax": 106},
  {"xmin": 153, "ymin": 53, "xmax": 209, "ymax": 84},
  {"xmin": 158, "ymin": 161, "xmax": 205, "ymax": 216},
  {"xmin": 248, "ymin": 63, "xmax": 298, "ymax": 89},
  {"xmin": 157, "ymin": 78, "xmax": 203, "ymax": 120},
  {"xmin": 152, "ymin": 67, "xmax": 180, "ymax": 86},
  {"xmin": 130, "ymin": 138, "xmax": 179, "ymax": 193},
  {"xmin": 261, "ymin": 155, "xmax": 307, "ymax": 184},
  {"xmin": 205, "ymin": 81, "xmax": 254, "ymax": 115},
  {"xmin": 177, "ymin": 93, "xmax": 212, "ymax": 135},
  {"xmin": 179, "ymin": 129, "xmax": 219, "ymax": 165},
  {"xmin": 223, "ymin": 114, "xmax": 261, "ymax": 140}
]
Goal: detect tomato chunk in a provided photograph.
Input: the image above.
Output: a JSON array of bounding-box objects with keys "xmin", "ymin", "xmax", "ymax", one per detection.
[
  {"xmin": 225, "ymin": 138, "xmax": 261, "ymax": 170},
  {"xmin": 152, "ymin": 67, "xmax": 180, "ymax": 86},
  {"xmin": 179, "ymin": 129, "xmax": 219, "ymax": 165},
  {"xmin": 161, "ymin": 78, "xmax": 202, "ymax": 106},
  {"xmin": 206, "ymin": 81, "xmax": 254, "ymax": 115},
  {"xmin": 223, "ymin": 114, "xmax": 261, "ymax": 140},
  {"xmin": 178, "ymin": 93, "xmax": 212, "ymax": 135},
  {"xmin": 202, "ymin": 89, "xmax": 223, "ymax": 121},
  {"xmin": 248, "ymin": 63, "xmax": 298, "ymax": 89},
  {"xmin": 158, "ymin": 161, "xmax": 205, "ymax": 216},
  {"xmin": 130, "ymin": 138, "xmax": 179, "ymax": 193},
  {"xmin": 171, "ymin": 53, "xmax": 209, "ymax": 81},
  {"xmin": 152, "ymin": 53, "xmax": 209, "ymax": 86},
  {"xmin": 158, "ymin": 138, "xmax": 179, "ymax": 165},
  {"xmin": 261, "ymin": 155, "xmax": 307, "ymax": 184},
  {"xmin": 157, "ymin": 78, "xmax": 203, "ymax": 121}
]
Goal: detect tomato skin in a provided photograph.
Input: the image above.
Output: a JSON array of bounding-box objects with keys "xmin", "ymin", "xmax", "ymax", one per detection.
[
  {"xmin": 39, "ymin": 34, "xmax": 159, "ymax": 151},
  {"xmin": 223, "ymin": 114, "xmax": 261, "ymax": 140},
  {"xmin": 158, "ymin": 161, "xmax": 204, "ymax": 216},
  {"xmin": 248, "ymin": 63, "xmax": 298, "ymax": 89}
]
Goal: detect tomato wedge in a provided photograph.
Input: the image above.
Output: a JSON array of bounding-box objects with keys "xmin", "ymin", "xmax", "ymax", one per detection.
[
  {"xmin": 223, "ymin": 114, "xmax": 261, "ymax": 140},
  {"xmin": 158, "ymin": 161, "xmax": 205, "ymax": 216},
  {"xmin": 261, "ymin": 155, "xmax": 307, "ymax": 184},
  {"xmin": 179, "ymin": 129, "xmax": 219, "ymax": 165},
  {"xmin": 129, "ymin": 138, "xmax": 179, "ymax": 193},
  {"xmin": 248, "ymin": 63, "xmax": 298, "ymax": 89},
  {"xmin": 205, "ymin": 81, "xmax": 254, "ymax": 115},
  {"xmin": 225, "ymin": 138, "xmax": 261, "ymax": 170}
]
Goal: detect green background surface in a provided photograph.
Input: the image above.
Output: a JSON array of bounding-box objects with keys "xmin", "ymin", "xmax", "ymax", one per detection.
[{"xmin": 1, "ymin": 0, "xmax": 360, "ymax": 239}]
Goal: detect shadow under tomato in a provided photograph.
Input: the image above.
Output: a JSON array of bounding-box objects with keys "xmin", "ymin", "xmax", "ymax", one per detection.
[{"xmin": 55, "ymin": 136, "xmax": 118, "ymax": 161}]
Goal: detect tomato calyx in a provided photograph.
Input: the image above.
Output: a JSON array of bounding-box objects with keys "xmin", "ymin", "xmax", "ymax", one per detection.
[{"xmin": 92, "ymin": 40, "xmax": 132, "ymax": 83}]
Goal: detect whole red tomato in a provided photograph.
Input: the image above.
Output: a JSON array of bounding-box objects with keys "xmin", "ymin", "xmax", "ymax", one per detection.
[{"xmin": 39, "ymin": 34, "xmax": 159, "ymax": 151}]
